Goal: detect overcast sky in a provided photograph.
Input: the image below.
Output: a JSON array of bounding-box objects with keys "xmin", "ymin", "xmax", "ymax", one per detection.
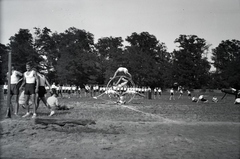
[{"xmin": 1, "ymin": 0, "xmax": 240, "ymax": 52}]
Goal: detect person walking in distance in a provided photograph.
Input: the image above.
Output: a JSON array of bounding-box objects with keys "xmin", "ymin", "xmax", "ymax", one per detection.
[
  {"xmin": 19, "ymin": 62, "xmax": 39, "ymax": 118},
  {"xmin": 169, "ymin": 88, "xmax": 175, "ymax": 100},
  {"xmin": 187, "ymin": 90, "xmax": 192, "ymax": 99}
]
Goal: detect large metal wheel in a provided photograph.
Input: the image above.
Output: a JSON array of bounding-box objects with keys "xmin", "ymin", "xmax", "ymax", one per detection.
[{"xmin": 106, "ymin": 75, "xmax": 135, "ymax": 104}]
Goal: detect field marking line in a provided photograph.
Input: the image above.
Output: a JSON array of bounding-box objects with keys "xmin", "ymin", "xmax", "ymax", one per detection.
[{"xmin": 118, "ymin": 104, "xmax": 179, "ymax": 123}]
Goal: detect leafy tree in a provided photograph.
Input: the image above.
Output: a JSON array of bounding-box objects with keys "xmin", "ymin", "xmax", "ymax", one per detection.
[
  {"xmin": 0, "ymin": 44, "xmax": 9, "ymax": 84},
  {"xmin": 55, "ymin": 27, "xmax": 96, "ymax": 86},
  {"xmin": 94, "ymin": 36, "xmax": 124, "ymax": 84},
  {"xmin": 172, "ymin": 35, "xmax": 211, "ymax": 89},
  {"xmin": 33, "ymin": 27, "xmax": 59, "ymax": 81},
  {"xmin": 211, "ymin": 39, "xmax": 240, "ymax": 89},
  {"xmin": 125, "ymin": 32, "xmax": 170, "ymax": 88},
  {"xmin": 8, "ymin": 29, "xmax": 43, "ymax": 73}
]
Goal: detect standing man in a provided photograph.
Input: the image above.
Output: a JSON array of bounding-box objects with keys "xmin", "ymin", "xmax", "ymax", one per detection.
[
  {"xmin": 57, "ymin": 84, "xmax": 63, "ymax": 98},
  {"xmin": 35, "ymin": 70, "xmax": 51, "ymax": 111},
  {"xmin": 158, "ymin": 88, "xmax": 162, "ymax": 98},
  {"xmin": 51, "ymin": 82, "xmax": 57, "ymax": 95},
  {"xmin": 7, "ymin": 66, "xmax": 23, "ymax": 116},
  {"xmin": 19, "ymin": 62, "xmax": 39, "ymax": 118},
  {"xmin": 178, "ymin": 89, "xmax": 183, "ymax": 99},
  {"xmin": 187, "ymin": 90, "xmax": 192, "ymax": 99},
  {"xmin": 3, "ymin": 82, "xmax": 8, "ymax": 100},
  {"xmin": 169, "ymin": 88, "xmax": 175, "ymax": 100}
]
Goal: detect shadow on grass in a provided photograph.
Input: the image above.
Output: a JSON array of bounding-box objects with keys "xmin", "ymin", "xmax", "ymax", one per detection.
[{"xmin": 44, "ymin": 123, "xmax": 123, "ymax": 135}]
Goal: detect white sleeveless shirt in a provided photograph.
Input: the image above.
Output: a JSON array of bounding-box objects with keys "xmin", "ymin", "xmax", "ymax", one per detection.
[
  {"xmin": 25, "ymin": 70, "xmax": 35, "ymax": 84},
  {"xmin": 11, "ymin": 71, "xmax": 21, "ymax": 84}
]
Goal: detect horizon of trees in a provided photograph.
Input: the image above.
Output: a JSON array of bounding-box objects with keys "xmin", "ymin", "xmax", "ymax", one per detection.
[{"xmin": 0, "ymin": 27, "xmax": 239, "ymax": 90}]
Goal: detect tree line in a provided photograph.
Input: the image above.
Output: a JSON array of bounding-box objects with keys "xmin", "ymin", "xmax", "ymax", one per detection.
[{"xmin": 0, "ymin": 27, "xmax": 239, "ymax": 90}]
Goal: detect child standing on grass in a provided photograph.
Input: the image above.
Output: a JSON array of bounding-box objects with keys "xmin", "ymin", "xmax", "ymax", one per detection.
[{"xmin": 47, "ymin": 89, "xmax": 58, "ymax": 116}]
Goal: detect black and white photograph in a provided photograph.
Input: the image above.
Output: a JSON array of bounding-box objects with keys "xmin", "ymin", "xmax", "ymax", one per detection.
[{"xmin": 0, "ymin": 0, "xmax": 240, "ymax": 158}]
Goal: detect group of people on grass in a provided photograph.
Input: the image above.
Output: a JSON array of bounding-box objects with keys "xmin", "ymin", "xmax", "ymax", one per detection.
[
  {"xmin": 168, "ymin": 85, "xmax": 240, "ymax": 104},
  {"xmin": 5, "ymin": 62, "xmax": 59, "ymax": 118},
  {"xmin": 4, "ymin": 64, "xmax": 240, "ymax": 118},
  {"xmin": 4, "ymin": 65, "xmax": 136, "ymax": 117}
]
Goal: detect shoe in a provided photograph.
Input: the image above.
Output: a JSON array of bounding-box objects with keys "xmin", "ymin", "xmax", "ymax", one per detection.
[
  {"xmin": 32, "ymin": 113, "xmax": 37, "ymax": 118},
  {"xmin": 22, "ymin": 112, "xmax": 30, "ymax": 118},
  {"xmin": 14, "ymin": 113, "xmax": 20, "ymax": 117},
  {"xmin": 49, "ymin": 111, "xmax": 55, "ymax": 117},
  {"xmin": 93, "ymin": 97, "xmax": 97, "ymax": 99}
]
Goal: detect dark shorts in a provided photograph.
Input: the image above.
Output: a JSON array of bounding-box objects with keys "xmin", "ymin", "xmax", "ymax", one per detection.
[
  {"xmin": 200, "ymin": 98, "xmax": 207, "ymax": 102},
  {"xmin": 4, "ymin": 89, "xmax": 7, "ymax": 94},
  {"xmin": 10, "ymin": 84, "xmax": 19, "ymax": 95},
  {"xmin": 51, "ymin": 88, "xmax": 57, "ymax": 94},
  {"xmin": 38, "ymin": 86, "xmax": 46, "ymax": 97},
  {"xmin": 25, "ymin": 83, "xmax": 36, "ymax": 95}
]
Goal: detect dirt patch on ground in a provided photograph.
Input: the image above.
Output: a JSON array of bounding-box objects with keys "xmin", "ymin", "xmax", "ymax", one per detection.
[{"xmin": 1, "ymin": 95, "xmax": 240, "ymax": 159}]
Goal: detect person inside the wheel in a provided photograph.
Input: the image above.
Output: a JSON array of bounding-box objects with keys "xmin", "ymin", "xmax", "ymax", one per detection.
[{"xmin": 111, "ymin": 67, "xmax": 132, "ymax": 79}]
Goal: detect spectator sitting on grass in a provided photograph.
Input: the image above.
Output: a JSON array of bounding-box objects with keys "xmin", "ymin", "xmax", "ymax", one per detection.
[
  {"xmin": 47, "ymin": 89, "xmax": 58, "ymax": 116},
  {"xmin": 47, "ymin": 89, "xmax": 72, "ymax": 114},
  {"xmin": 197, "ymin": 95, "xmax": 208, "ymax": 103},
  {"xmin": 212, "ymin": 96, "xmax": 218, "ymax": 103},
  {"xmin": 191, "ymin": 96, "xmax": 198, "ymax": 102}
]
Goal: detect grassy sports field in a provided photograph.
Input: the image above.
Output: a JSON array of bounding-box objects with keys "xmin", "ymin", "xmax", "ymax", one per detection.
[{"xmin": 0, "ymin": 90, "xmax": 239, "ymax": 159}]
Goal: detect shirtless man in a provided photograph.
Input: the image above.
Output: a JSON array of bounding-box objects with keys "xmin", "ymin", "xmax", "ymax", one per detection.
[
  {"xmin": 112, "ymin": 67, "xmax": 132, "ymax": 79},
  {"xmin": 35, "ymin": 70, "xmax": 51, "ymax": 112}
]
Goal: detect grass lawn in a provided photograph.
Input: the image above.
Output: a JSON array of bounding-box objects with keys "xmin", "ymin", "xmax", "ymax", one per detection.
[{"xmin": 0, "ymin": 90, "xmax": 239, "ymax": 159}]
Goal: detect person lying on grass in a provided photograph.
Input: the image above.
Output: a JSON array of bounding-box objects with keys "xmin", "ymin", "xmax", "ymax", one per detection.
[
  {"xmin": 191, "ymin": 96, "xmax": 198, "ymax": 102},
  {"xmin": 197, "ymin": 95, "xmax": 208, "ymax": 103},
  {"xmin": 234, "ymin": 98, "xmax": 240, "ymax": 104},
  {"xmin": 212, "ymin": 96, "xmax": 218, "ymax": 103}
]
